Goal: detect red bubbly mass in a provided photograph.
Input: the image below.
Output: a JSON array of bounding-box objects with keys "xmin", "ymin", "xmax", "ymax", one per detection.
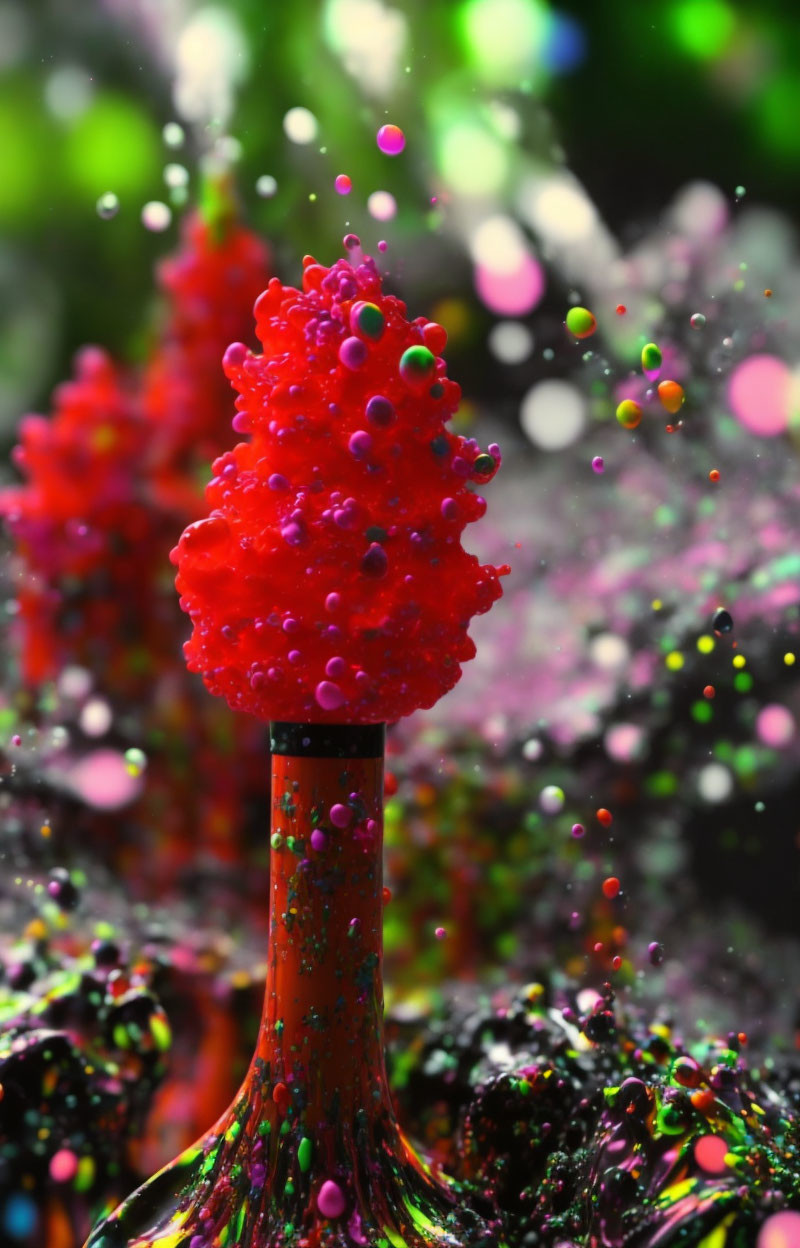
[
  {"xmin": 143, "ymin": 212, "xmax": 271, "ymax": 513},
  {"xmin": 1, "ymin": 347, "xmax": 154, "ymax": 684},
  {"xmin": 172, "ymin": 245, "xmax": 510, "ymax": 723}
]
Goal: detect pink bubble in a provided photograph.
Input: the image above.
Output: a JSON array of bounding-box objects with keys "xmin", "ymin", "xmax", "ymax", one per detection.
[
  {"xmin": 474, "ymin": 254, "xmax": 545, "ymax": 317},
  {"xmin": 329, "ymin": 803, "xmax": 352, "ymax": 829},
  {"xmin": 376, "ymin": 124, "xmax": 405, "ymax": 156},
  {"xmin": 728, "ymin": 355, "xmax": 791, "ymax": 436},
  {"xmin": 317, "ymin": 1180, "xmax": 347, "ymax": 1218},
  {"xmin": 315, "ymin": 681, "xmax": 345, "ymax": 711},
  {"xmin": 67, "ymin": 749, "xmax": 141, "ymax": 810},
  {"xmin": 334, "ymin": 174, "xmax": 352, "ymax": 195},
  {"xmin": 758, "ymin": 1211, "xmax": 800, "ymax": 1248},
  {"xmin": 434, "ymin": 926, "xmax": 447, "ymax": 940},
  {"xmin": 694, "ymin": 1134, "xmax": 728, "ymax": 1175},
  {"xmin": 756, "ymin": 703, "xmax": 795, "ymax": 748},
  {"xmin": 591, "ymin": 456, "xmax": 604, "ymax": 474},
  {"xmin": 604, "ymin": 722, "xmax": 644, "ymax": 763},
  {"xmin": 50, "ymin": 1149, "xmax": 79, "ymax": 1183}
]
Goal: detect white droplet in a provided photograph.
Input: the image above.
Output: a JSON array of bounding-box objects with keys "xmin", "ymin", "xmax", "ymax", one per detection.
[
  {"xmin": 163, "ymin": 121, "xmax": 185, "ymax": 149},
  {"xmin": 488, "ymin": 321, "xmax": 533, "ymax": 364},
  {"xmin": 256, "ymin": 174, "xmax": 278, "ymax": 198},
  {"xmin": 283, "ymin": 106, "xmax": 318, "ymax": 144},
  {"xmin": 141, "ymin": 200, "xmax": 172, "ymax": 232},
  {"xmin": 520, "ymin": 379, "xmax": 585, "ymax": 451},
  {"xmin": 96, "ymin": 192, "xmax": 119, "ymax": 220},
  {"xmin": 164, "ymin": 162, "xmax": 189, "ymax": 189},
  {"xmin": 367, "ymin": 189, "xmax": 396, "ymax": 221}
]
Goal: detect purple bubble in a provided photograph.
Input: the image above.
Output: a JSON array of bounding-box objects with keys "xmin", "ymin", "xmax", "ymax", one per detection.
[
  {"xmin": 365, "ymin": 395, "xmax": 395, "ymax": 427},
  {"xmin": 315, "ymin": 681, "xmax": 345, "ymax": 710},
  {"xmin": 339, "ymin": 336, "xmax": 368, "ymax": 370}
]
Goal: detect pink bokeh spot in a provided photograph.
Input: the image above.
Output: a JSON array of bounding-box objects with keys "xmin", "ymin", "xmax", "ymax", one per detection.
[
  {"xmin": 694, "ymin": 1134, "xmax": 728, "ymax": 1175},
  {"xmin": 475, "ymin": 254, "xmax": 544, "ymax": 317},
  {"xmin": 67, "ymin": 749, "xmax": 142, "ymax": 810},
  {"xmin": 758, "ymin": 1211, "xmax": 800, "ymax": 1248},
  {"xmin": 756, "ymin": 703, "xmax": 796, "ymax": 748},
  {"xmin": 728, "ymin": 355, "xmax": 791, "ymax": 437}
]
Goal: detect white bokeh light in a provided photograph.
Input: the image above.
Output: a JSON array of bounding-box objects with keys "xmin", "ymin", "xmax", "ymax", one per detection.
[
  {"xmin": 488, "ymin": 321, "xmax": 533, "ymax": 364},
  {"xmin": 520, "ymin": 379, "xmax": 586, "ymax": 451},
  {"xmin": 283, "ymin": 106, "xmax": 319, "ymax": 145}
]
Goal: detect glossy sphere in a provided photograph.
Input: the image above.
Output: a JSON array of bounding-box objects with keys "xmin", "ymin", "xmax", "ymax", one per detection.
[
  {"xmin": 172, "ymin": 248, "xmax": 508, "ymax": 723},
  {"xmin": 376, "ymin": 124, "xmax": 406, "ymax": 155},
  {"xmin": 657, "ymin": 379, "xmax": 685, "ymax": 414},
  {"xmin": 565, "ymin": 306, "xmax": 596, "ymax": 339},
  {"xmin": 615, "ymin": 399, "xmax": 642, "ymax": 430}
]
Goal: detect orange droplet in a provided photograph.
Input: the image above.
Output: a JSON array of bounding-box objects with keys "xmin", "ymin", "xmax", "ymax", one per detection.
[
  {"xmin": 602, "ymin": 876, "xmax": 621, "ymax": 899},
  {"xmin": 709, "ymin": 469, "xmax": 720, "ymax": 483},
  {"xmin": 596, "ymin": 807, "xmax": 613, "ymax": 827},
  {"xmin": 703, "ymin": 685, "xmax": 715, "ymax": 699},
  {"xmin": 615, "ymin": 304, "xmax": 626, "ymax": 315},
  {"xmin": 657, "ymin": 380, "xmax": 685, "ymax": 414},
  {"xmin": 382, "ymin": 886, "xmax": 392, "ymax": 904},
  {"xmin": 764, "ymin": 288, "xmax": 772, "ymax": 297}
]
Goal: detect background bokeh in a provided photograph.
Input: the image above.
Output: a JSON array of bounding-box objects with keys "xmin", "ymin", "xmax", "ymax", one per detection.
[{"xmin": 2, "ymin": 2, "xmax": 800, "ymax": 1245}]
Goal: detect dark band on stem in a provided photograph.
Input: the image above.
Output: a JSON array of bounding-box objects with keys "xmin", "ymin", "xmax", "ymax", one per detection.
[{"xmin": 269, "ymin": 722, "xmax": 385, "ymax": 758}]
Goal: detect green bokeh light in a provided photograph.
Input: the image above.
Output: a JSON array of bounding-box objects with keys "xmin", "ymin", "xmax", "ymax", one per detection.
[
  {"xmin": 669, "ymin": 0, "xmax": 735, "ymax": 60},
  {"xmin": 64, "ymin": 94, "xmax": 161, "ymax": 201},
  {"xmin": 458, "ymin": 0, "xmax": 549, "ymax": 85}
]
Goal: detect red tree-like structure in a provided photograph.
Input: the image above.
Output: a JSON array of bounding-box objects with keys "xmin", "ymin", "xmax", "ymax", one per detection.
[{"xmin": 86, "ymin": 243, "xmax": 508, "ymax": 1248}]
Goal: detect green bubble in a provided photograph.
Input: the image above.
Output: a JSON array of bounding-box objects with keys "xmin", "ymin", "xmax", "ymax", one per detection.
[
  {"xmin": 616, "ymin": 399, "xmax": 642, "ymax": 429},
  {"xmin": 641, "ymin": 342, "xmax": 662, "ymax": 375},
  {"xmin": 355, "ymin": 302, "xmax": 385, "ymax": 340},
  {"xmin": 566, "ymin": 306, "xmax": 596, "ymax": 339},
  {"xmin": 298, "ymin": 1137, "xmax": 312, "ymax": 1172},
  {"xmin": 399, "ymin": 345, "xmax": 436, "ymax": 379}
]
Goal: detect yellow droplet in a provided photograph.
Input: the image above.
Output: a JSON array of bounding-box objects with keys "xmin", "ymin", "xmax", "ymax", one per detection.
[
  {"xmin": 651, "ymin": 599, "xmax": 663, "ymax": 611},
  {"xmin": 697, "ymin": 635, "xmax": 715, "ymax": 654},
  {"xmin": 732, "ymin": 654, "xmax": 746, "ymax": 669},
  {"xmin": 784, "ymin": 652, "xmax": 796, "ymax": 666},
  {"xmin": 665, "ymin": 651, "xmax": 684, "ymax": 671}
]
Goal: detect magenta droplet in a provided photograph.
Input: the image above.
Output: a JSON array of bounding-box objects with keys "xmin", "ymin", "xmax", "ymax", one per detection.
[
  {"xmin": 339, "ymin": 337, "xmax": 368, "ymax": 370},
  {"xmin": 376, "ymin": 124, "xmax": 405, "ymax": 156},
  {"xmin": 317, "ymin": 1180, "xmax": 347, "ymax": 1218},
  {"xmin": 591, "ymin": 456, "xmax": 604, "ymax": 474},
  {"xmin": 315, "ymin": 681, "xmax": 345, "ymax": 711},
  {"xmin": 329, "ymin": 803, "xmax": 352, "ymax": 829}
]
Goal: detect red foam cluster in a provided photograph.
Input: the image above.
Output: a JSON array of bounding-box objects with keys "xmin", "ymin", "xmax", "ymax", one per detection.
[
  {"xmin": 1, "ymin": 347, "xmax": 155, "ymax": 684},
  {"xmin": 172, "ymin": 245, "xmax": 509, "ymax": 724},
  {"xmin": 1, "ymin": 211, "xmax": 271, "ymax": 688},
  {"xmin": 143, "ymin": 213, "xmax": 271, "ymax": 515}
]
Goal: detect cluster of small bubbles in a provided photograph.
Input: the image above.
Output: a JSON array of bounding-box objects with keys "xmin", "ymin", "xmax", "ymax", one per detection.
[
  {"xmin": 256, "ymin": 174, "xmax": 278, "ymax": 199},
  {"xmin": 141, "ymin": 201, "xmax": 172, "ymax": 232},
  {"xmin": 96, "ymin": 192, "xmax": 119, "ymax": 220}
]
